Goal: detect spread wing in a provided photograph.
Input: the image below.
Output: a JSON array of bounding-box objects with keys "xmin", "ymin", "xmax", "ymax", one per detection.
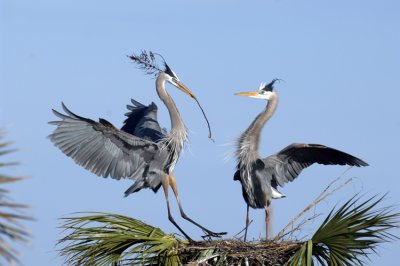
[
  {"xmin": 121, "ymin": 99, "xmax": 165, "ymax": 142},
  {"xmin": 263, "ymin": 143, "xmax": 368, "ymax": 187},
  {"xmin": 48, "ymin": 103, "xmax": 161, "ymax": 180}
]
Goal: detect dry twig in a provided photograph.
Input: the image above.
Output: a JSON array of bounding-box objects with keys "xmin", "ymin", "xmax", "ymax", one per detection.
[{"xmin": 273, "ymin": 167, "xmax": 353, "ymax": 241}]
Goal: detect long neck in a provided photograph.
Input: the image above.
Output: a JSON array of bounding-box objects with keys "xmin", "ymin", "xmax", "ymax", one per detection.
[
  {"xmin": 237, "ymin": 94, "xmax": 279, "ymax": 163},
  {"xmin": 156, "ymin": 74, "xmax": 185, "ymax": 131},
  {"xmin": 156, "ymin": 74, "xmax": 188, "ymax": 154}
]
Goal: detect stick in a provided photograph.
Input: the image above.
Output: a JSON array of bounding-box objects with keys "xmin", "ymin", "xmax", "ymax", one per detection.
[{"xmin": 273, "ymin": 167, "xmax": 353, "ymax": 241}]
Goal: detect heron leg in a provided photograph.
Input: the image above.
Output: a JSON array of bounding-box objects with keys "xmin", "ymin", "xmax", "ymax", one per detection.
[
  {"xmin": 168, "ymin": 174, "xmax": 227, "ymax": 238},
  {"xmin": 162, "ymin": 174, "xmax": 193, "ymax": 241},
  {"xmin": 265, "ymin": 206, "xmax": 270, "ymax": 239},
  {"xmin": 244, "ymin": 204, "xmax": 250, "ymax": 241}
]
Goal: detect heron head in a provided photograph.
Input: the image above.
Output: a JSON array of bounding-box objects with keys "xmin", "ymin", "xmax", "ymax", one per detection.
[
  {"xmin": 235, "ymin": 79, "xmax": 281, "ymax": 100},
  {"xmin": 162, "ymin": 63, "xmax": 197, "ymax": 99},
  {"xmin": 129, "ymin": 50, "xmax": 213, "ymax": 140},
  {"xmin": 128, "ymin": 50, "xmax": 197, "ymax": 99}
]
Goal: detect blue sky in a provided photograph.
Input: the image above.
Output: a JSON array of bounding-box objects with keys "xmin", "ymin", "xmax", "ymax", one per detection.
[{"xmin": 1, "ymin": 0, "xmax": 399, "ymax": 265}]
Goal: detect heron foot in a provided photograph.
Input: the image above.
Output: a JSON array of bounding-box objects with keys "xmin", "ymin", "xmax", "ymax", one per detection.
[{"xmin": 201, "ymin": 230, "xmax": 227, "ymax": 240}]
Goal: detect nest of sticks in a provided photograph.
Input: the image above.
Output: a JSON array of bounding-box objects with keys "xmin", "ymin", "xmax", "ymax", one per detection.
[{"xmin": 179, "ymin": 239, "xmax": 301, "ymax": 265}]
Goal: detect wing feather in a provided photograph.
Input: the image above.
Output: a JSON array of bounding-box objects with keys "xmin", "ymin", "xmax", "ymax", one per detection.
[
  {"xmin": 48, "ymin": 103, "xmax": 159, "ymax": 180},
  {"xmin": 121, "ymin": 99, "xmax": 164, "ymax": 143},
  {"xmin": 263, "ymin": 143, "xmax": 368, "ymax": 187}
]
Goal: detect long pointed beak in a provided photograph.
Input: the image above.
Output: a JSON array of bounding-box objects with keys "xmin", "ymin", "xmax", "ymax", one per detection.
[
  {"xmin": 176, "ymin": 81, "xmax": 197, "ymax": 99},
  {"xmin": 234, "ymin": 91, "xmax": 259, "ymax": 97},
  {"xmin": 174, "ymin": 79, "xmax": 213, "ymax": 141}
]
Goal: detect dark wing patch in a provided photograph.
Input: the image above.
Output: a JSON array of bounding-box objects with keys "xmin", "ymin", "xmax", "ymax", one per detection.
[
  {"xmin": 99, "ymin": 118, "xmax": 114, "ymax": 128},
  {"xmin": 264, "ymin": 143, "xmax": 368, "ymax": 187},
  {"xmin": 120, "ymin": 99, "xmax": 165, "ymax": 143},
  {"xmin": 233, "ymin": 169, "xmax": 241, "ymax": 181},
  {"xmin": 255, "ymin": 159, "xmax": 265, "ymax": 169},
  {"xmin": 279, "ymin": 143, "xmax": 369, "ymax": 167},
  {"xmin": 48, "ymin": 103, "xmax": 159, "ymax": 180},
  {"xmin": 121, "ymin": 99, "xmax": 153, "ymax": 135}
]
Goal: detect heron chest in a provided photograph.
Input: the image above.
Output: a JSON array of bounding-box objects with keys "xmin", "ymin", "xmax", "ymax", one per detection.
[{"xmin": 238, "ymin": 162, "xmax": 272, "ymax": 209}]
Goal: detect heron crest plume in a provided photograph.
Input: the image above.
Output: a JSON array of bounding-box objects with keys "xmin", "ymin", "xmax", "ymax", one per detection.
[{"xmin": 260, "ymin": 78, "xmax": 282, "ymax": 92}]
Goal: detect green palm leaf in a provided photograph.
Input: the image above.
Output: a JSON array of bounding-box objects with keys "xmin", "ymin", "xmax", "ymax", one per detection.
[
  {"xmin": 286, "ymin": 194, "xmax": 399, "ymax": 266},
  {"xmin": 0, "ymin": 132, "xmax": 31, "ymax": 264},
  {"xmin": 58, "ymin": 193, "xmax": 399, "ymax": 266},
  {"xmin": 58, "ymin": 213, "xmax": 186, "ymax": 265}
]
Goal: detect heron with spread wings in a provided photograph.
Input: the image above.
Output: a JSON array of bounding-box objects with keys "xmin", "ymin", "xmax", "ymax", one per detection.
[
  {"xmin": 49, "ymin": 51, "xmax": 225, "ymax": 241},
  {"xmin": 233, "ymin": 79, "xmax": 368, "ymax": 241}
]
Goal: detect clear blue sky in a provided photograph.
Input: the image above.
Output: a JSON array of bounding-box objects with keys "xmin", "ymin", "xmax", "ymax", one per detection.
[{"xmin": 1, "ymin": 0, "xmax": 399, "ymax": 265}]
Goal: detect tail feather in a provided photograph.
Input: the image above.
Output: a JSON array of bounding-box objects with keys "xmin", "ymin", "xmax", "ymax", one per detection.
[{"xmin": 124, "ymin": 181, "xmax": 144, "ymax": 197}]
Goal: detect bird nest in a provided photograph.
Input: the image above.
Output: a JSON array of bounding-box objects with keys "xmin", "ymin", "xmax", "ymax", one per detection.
[{"xmin": 179, "ymin": 239, "xmax": 301, "ymax": 266}]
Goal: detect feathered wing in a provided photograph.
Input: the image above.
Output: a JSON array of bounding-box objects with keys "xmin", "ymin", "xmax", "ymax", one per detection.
[
  {"xmin": 264, "ymin": 143, "xmax": 369, "ymax": 187},
  {"xmin": 121, "ymin": 99, "xmax": 165, "ymax": 142},
  {"xmin": 48, "ymin": 103, "xmax": 163, "ymax": 181},
  {"xmin": 120, "ymin": 99, "xmax": 148, "ymax": 135}
]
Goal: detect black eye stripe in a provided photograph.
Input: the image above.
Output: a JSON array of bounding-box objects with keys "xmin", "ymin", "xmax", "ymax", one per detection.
[{"xmin": 164, "ymin": 63, "xmax": 178, "ymax": 79}]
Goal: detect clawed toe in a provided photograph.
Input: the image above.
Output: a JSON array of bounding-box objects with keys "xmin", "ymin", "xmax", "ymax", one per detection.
[{"xmin": 201, "ymin": 230, "xmax": 227, "ymax": 240}]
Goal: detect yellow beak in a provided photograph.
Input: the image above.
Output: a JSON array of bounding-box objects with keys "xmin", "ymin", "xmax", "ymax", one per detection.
[
  {"xmin": 234, "ymin": 91, "xmax": 259, "ymax": 97},
  {"xmin": 176, "ymin": 81, "xmax": 197, "ymax": 99}
]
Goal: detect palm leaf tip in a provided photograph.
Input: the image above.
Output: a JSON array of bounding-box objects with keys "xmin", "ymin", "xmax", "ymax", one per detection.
[
  {"xmin": 0, "ymin": 132, "xmax": 31, "ymax": 265},
  {"xmin": 287, "ymin": 194, "xmax": 400, "ymax": 266},
  {"xmin": 58, "ymin": 212, "xmax": 184, "ymax": 266},
  {"xmin": 58, "ymin": 212, "xmax": 304, "ymax": 266}
]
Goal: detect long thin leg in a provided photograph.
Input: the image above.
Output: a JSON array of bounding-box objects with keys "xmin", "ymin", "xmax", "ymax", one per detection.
[
  {"xmin": 168, "ymin": 174, "xmax": 227, "ymax": 238},
  {"xmin": 265, "ymin": 206, "xmax": 270, "ymax": 240},
  {"xmin": 244, "ymin": 204, "xmax": 250, "ymax": 241},
  {"xmin": 162, "ymin": 174, "xmax": 193, "ymax": 241}
]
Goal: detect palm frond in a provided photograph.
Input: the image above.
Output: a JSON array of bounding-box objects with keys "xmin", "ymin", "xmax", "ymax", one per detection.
[
  {"xmin": 58, "ymin": 213, "xmax": 185, "ymax": 265},
  {"xmin": 58, "ymin": 193, "xmax": 399, "ymax": 266},
  {"xmin": 286, "ymin": 194, "xmax": 400, "ymax": 266},
  {"xmin": 0, "ymin": 132, "xmax": 31, "ymax": 265},
  {"xmin": 59, "ymin": 215, "xmax": 301, "ymax": 266}
]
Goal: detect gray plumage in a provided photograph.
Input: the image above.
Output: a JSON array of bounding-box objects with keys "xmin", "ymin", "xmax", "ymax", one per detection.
[
  {"xmin": 234, "ymin": 80, "xmax": 368, "ymax": 240},
  {"xmin": 49, "ymin": 77, "xmax": 181, "ymax": 196},
  {"xmin": 234, "ymin": 143, "xmax": 368, "ymax": 208},
  {"xmin": 121, "ymin": 99, "xmax": 166, "ymax": 142},
  {"xmin": 48, "ymin": 51, "xmax": 224, "ymax": 241}
]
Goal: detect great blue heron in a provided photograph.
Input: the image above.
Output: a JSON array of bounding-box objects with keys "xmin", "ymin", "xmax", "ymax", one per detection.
[
  {"xmin": 233, "ymin": 79, "xmax": 368, "ymax": 241},
  {"xmin": 49, "ymin": 51, "xmax": 225, "ymax": 241}
]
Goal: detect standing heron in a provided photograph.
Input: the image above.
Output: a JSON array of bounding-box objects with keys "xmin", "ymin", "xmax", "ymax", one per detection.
[
  {"xmin": 49, "ymin": 51, "xmax": 225, "ymax": 241},
  {"xmin": 233, "ymin": 79, "xmax": 368, "ymax": 241}
]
